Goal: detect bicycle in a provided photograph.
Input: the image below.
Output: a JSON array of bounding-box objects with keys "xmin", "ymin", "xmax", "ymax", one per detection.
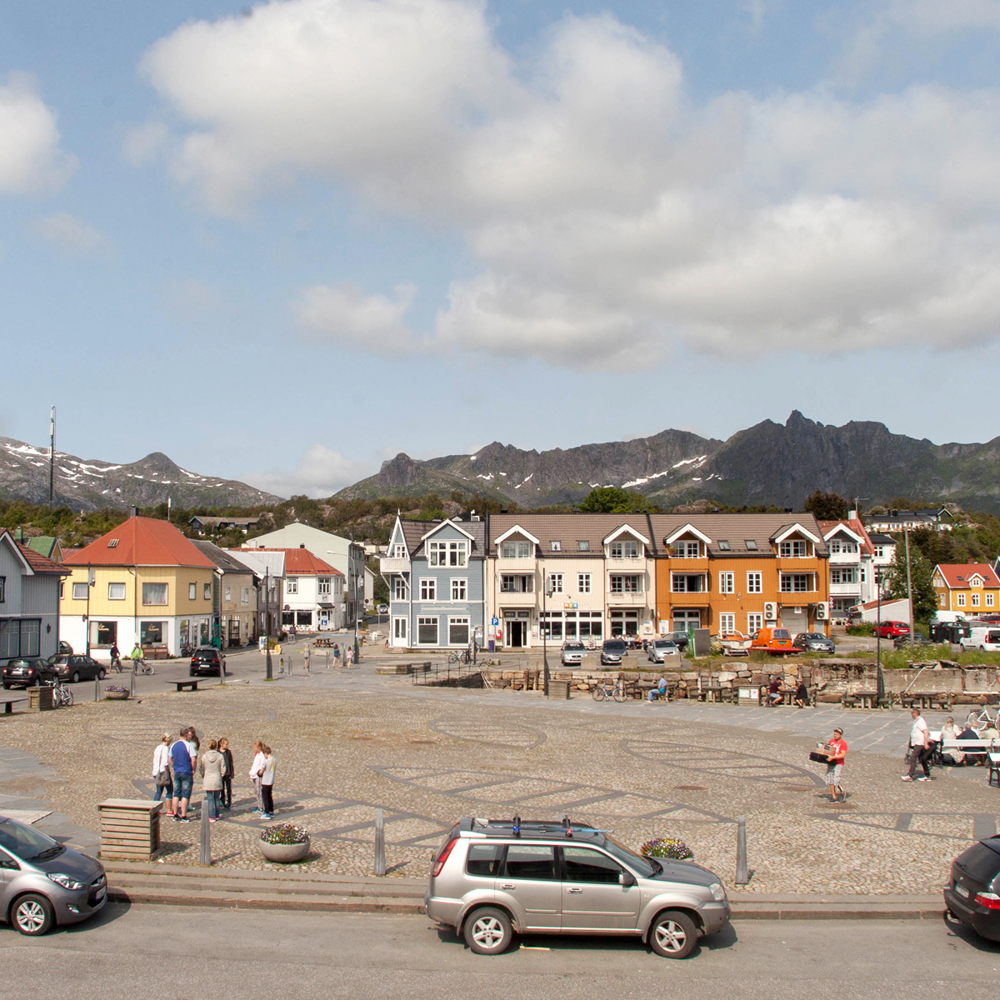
[
  {"xmin": 110, "ymin": 655, "xmax": 124, "ymax": 673},
  {"xmin": 966, "ymin": 705, "xmax": 999, "ymax": 730},
  {"xmin": 44, "ymin": 680, "xmax": 73, "ymax": 708},
  {"xmin": 448, "ymin": 648, "xmax": 472, "ymax": 665},
  {"xmin": 592, "ymin": 676, "xmax": 627, "ymax": 702},
  {"xmin": 131, "ymin": 659, "xmax": 155, "ymax": 676}
]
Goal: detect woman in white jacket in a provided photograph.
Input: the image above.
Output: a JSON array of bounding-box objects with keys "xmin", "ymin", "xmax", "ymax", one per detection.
[
  {"xmin": 249, "ymin": 740, "xmax": 265, "ymax": 814},
  {"xmin": 151, "ymin": 734, "xmax": 174, "ymax": 815},
  {"xmin": 259, "ymin": 744, "xmax": 276, "ymax": 819}
]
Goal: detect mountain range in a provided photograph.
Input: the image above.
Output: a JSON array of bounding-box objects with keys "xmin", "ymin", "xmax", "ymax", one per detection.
[
  {"xmin": 0, "ymin": 437, "xmax": 281, "ymax": 511},
  {"xmin": 336, "ymin": 412, "xmax": 1000, "ymax": 514}
]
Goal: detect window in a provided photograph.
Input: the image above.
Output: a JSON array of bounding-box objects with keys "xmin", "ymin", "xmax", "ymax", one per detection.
[
  {"xmin": 0, "ymin": 577, "xmax": 5, "ymax": 602},
  {"xmin": 671, "ymin": 574, "xmax": 705, "ymax": 593},
  {"xmin": 417, "ymin": 617, "xmax": 438, "ymax": 644},
  {"xmin": 420, "ymin": 578, "xmax": 436, "ymax": 601},
  {"xmin": 831, "ymin": 568, "xmax": 857, "ymax": 584},
  {"xmin": 578, "ymin": 540, "xmax": 590, "ymax": 551},
  {"xmin": 610, "ymin": 540, "xmax": 639, "ymax": 559},
  {"xmin": 142, "ymin": 582, "xmax": 168, "ymax": 605},
  {"xmin": 393, "ymin": 577, "xmax": 407, "ymax": 601},
  {"xmin": 448, "ymin": 617, "xmax": 470, "ymax": 645},
  {"xmin": 989, "ymin": 593, "xmax": 995, "ymax": 608},
  {"xmin": 502, "ymin": 844, "xmax": 557, "ymax": 881},
  {"xmin": 671, "ymin": 541, "xmax": 701, "ymax": 558},
  {"xmin": 718, "ymin": 572, "xmax": 735, "ymax": 594},
  {"xmin": 204, "ymin": 583, "xmax": 212, "ymax": 600},
  {"xmin": 73, "ymin": 582, "xmax": 88, "ymax": 600},
  {"xmin": 747, "ymin": 612, "xmax": 763, "ymax": 633},
  {"xmin": 973, "ymin": 593, "xmax": 981, "ymax": 607},
  {"xmin": 189, "ymin": 583, "xmax": 197, "ymax": 600},
  {"xmin": 0, "ymin": 619, "xmax": 40, "ymax": 659},
  {"xmin": 107, "ymin": 538, "xmax": 119, "ymax": 548},
  {"xmin": 451, "ymin": 578, "xmax": 467, "ymax": 601},
  {"xmin": 550, "ymin": 540, "xmax": 561, "ymax": 551},
  {"xmin": 393, "ymin": 617, "xmax": 407, "ymax": 640},
  {"xmin": 428, "ymin": 540, "xmax": 467, "ymax": 567},
  {"xmin": 578, "ymin": 573, "xmax": 591, "ymax": 593},
  {"xmin": 718, "ymin": 540, "xmax": 730, "ymax": 551},
  {"xmin": 745, "ymin": 540, "xmax": 758, "ymax": 550},
  {"xmin": 547, "ymin": 573, "xmax": 564, "ymax": 594},
  {"xmin": 389, "ymin": 542, "xmax": 406, "ymax": 559},
  {"xmin": 140, "ymin": 621, "xmax": 164, "ymax": 645},
  {"xmin": 224, "ymin": 586, "xmax": 231, "ymax": 602},
  {"xmin": 92, "ymin": 621, "xmax": 117, "ymax": 647},
  {"xmin": 318, "ymin": 578, "xmax": 331, "ymax": 596},
  {"xmin": 610, "ymin": 575, "xmax": 643, "ymax": 593},
  {"xmin": 466, "ymin": 844, "xmax": 504, "ymax": 877},
  {"xmin": 747, "ymin": 572, "xmax": 762, "ymax": 594},
  {"xmin": 500, "ymin": 575, "xmax": 533, "ymax": 593},
  {"xmin": 779, "ymin": 539, "xmax": 810, "ymax": 558},
  {"xmin": 501, "ymin": 540, "xmax": 533, "ymax": 559},
  {"xmin": 241, "ymin": 587, "xmax": 250, "ymax": 606},
  {"xmin": 286, "ymin": 578, "xmax": 298, "ymax": 595},
  {"xmin": 779, "ymin": 574, "xmax": 814, "ymax": 593},
  {"xmin": 563, "ymin": 846, "xmax": 623, "ymax": 884},
  {"xmin": 958, "ymin": 593, "xmax": 966, "ymax": 607},
  {"xmin": 719, "ymin": 612, "xmax": 736, "ymax": 633},
  {"xmin": 108, "ymin": 583, "xmax": 126, "ymax": 601}
]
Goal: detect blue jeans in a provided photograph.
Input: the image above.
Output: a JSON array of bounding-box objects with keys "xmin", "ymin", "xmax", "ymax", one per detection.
[
  {"xmin": 205, "ymin": 789, "xmax": 221, "ymax": 819},
  {"xmin": 173, "ymin": 773, "xmax": 193, "ymax": 803},
  {"xmin": 153, "ymin": 779, "xmax": 173, "ymax": 802}
]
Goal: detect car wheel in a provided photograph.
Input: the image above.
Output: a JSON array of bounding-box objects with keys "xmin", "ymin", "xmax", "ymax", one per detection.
[
  {"xmin": 98, "ymin": 668, "xmax": 106, "ymax": 680},
  {"xmin": 11, "ymin": 893, "xmax": 55, "ymax": 936},
  {"xmin": 649, "ymin": 910, "xmax": 698, "ymax": 959},
  {"xmin": 70, "ymin": 671, "xmax": 80, "ymax": 684},
  {"xmin": 463, "ymin": 906, "xmax": 513, "ymax": 955}
]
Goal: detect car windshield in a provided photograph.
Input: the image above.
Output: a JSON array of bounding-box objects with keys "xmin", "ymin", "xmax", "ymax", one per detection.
[
  {"xmin": 604, "ymin": 641, "xmax": 626, "ymax": 651},
  {"xmin": 0, "ymin": 816, "xmax": 62, "ymax": 861},
  {"xmin": 602, "ymin": 835, "xmax": 659, "ymax": 879},
  {"xmin": 564, "ymin": 643, "xmax": 585, "ymax": 651}
]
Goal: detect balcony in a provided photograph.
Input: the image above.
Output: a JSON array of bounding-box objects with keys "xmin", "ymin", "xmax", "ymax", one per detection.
[
  {"xmin": 379, "ymin": 557, "xmax": 410, "ymax": 574},
  {"xmin": 828, "ymin": 551, "xmax": 861, "ymax": 564},
  {"xmin": 498, "ymin": 591, "xmax": 537, "ymax": 608},
  {"xmin": 606, "ymin": 557, "xmax": 646, "ymax": 571},
  {"xmin": 497, "ymin": 557, "xmax": 536, "ymax": 572},
  {"xmin": 607, "ymin": 590, "xmax": 648, "ymax": 605},
  {"xmin": 829, "ymin": 581, "xmax": 862, "ymax": 596}
]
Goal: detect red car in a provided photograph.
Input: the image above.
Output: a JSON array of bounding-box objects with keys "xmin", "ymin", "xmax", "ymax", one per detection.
[{"xmin": 876, "ymin": 621, "xmax": 911, "ymax": 638}]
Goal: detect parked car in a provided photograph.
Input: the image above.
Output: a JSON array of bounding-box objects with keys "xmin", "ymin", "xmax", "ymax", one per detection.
[
  {"xmin": 875, "ymin": 621, "xmax": 910, "ymax": 638},
  {"xmin": 647, "ymin": 639, "xmax": 681, "ymax": 663},
  {"xmin": 1, "ymin": 659, "xmax": 58, "ymax": 690},
  {"xmin": 960, "ymin": 627, "xmax": 1000, "ymax": 653},
  {"xmin": 560, "ymin": 641, "xmax": 586, "ymax": 666},
  {"xmin": 376, "ymin": 604, "xmax": 388, "ymax": 615},
  {"xmin": 944, "ymin": 835, "xmax": 1000, "ymax": 943},
  {"xmin": 47, "ymin": 655, "xmax": 105, "ymax": 684},
  {"xmin": 0, "ymin": 812, "xmax": 107, "ymax": 935},
  {"xmin": 189, "ymin": 646, "xmax": 226, "ymax": 677},
  {"xmin": 792, "ymin": 632, "xmax": 835, "ymax": 655},
  {"xmin": 894, "ymin": 632, "xmax": 932, "ymax": 650},
  {"xmin": 750, "ymin": 627, "xmax": 794, "ymax": 655},
  {"xmin": 57, "ymin": 641, "xmax": 73, "ymax": 656},
  {"xmin": 600, "ymin": 639, "xmax": 628, "ymax": 666},
  {"xmin": 424, "ymin": 816, "xmax": 730, "ymax": 958},
  {"xmin": 661, "ymin": 631, "xmax": 690, "ymax": 652}
]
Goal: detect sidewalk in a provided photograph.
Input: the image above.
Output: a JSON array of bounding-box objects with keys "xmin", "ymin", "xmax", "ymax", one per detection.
[{"xmin": 103, "ymin": 860, "xmax": 944, "ymax": 921}]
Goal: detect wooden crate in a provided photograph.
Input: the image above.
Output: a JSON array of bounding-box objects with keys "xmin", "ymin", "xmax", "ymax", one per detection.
[{"xmin": 98, "ymin": 799, "xmax": 163, "ymax": 860}]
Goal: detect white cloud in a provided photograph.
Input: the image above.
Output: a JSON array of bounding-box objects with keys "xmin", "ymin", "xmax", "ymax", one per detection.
[
  {"xmin": 32, "ymin": 212, "xmax": 110, "ymax": 253},
  {"xmin": 0, "ymin": 73, "xmax": 76, "ymax": 195},
  {"xmin": 886, "ymin": 0, "xmax": 1000, "ymax": 32},
  {"xmin": 123, "ymin": 120, "xmax": 169, "ymax": 165},
  {"xmin": 142, "ymin": 0, "xmax": 1000, "ymax": 365},
  {"xmin": 297, "ymin": 281, "xmax": 417, "ymax": 354},
  {"xmin": 246, "ymin": 444, "xmax": 375, "ymax": 498}
]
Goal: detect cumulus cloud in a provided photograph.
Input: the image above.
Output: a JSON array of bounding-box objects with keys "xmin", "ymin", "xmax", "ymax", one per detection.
[
  {"xmin": 32, "ymin": 212, "xmax": 111, "ymax": 253},
  {"xmin": 297, "ymin": 281, "xmax": 417, "ymax": 354},
  {"xmin": 141, "ymin": 0, "xmax": 1000, "ymax": 365},
  {"xmin": 123, "ymin": 120, "xmax": 169, "ymax": 165},
  {"xmin": 0, "ymin": 73, "xmax": 76, "ymax": 195},
  {"xmin": 246, "ymin": 444, "xmax": 375, "ymax": 498}
]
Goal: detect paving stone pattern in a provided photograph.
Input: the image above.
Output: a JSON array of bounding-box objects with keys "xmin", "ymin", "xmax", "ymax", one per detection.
[{"xmin": 0, "ymin": 660, "xmax": 997, "ymax": 895}]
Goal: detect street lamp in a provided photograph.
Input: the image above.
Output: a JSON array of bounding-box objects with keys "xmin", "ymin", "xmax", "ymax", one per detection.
[
  {"xmin": 542, "ymin": 578, "xmax": 555, "ymax": 696},
  {"xmin": 354, "ymin": 572, "xmax": 362, "ymax": 664},
  {"xmin": 875, "ymin": 567, "xmax": 885, "ymax": 706}
]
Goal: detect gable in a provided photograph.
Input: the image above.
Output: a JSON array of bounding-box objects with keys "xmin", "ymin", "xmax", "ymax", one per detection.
[
  {"xmin": 603, "ymin": 524, "xmax": 650, "ymax": 547},
  {"xmin": 420, "ymin": 519, "xmax": 475, "ymax": 543},
  {"xmin": 494, "ymin": 524, "xmax": 541, "ymax": 546},
  {"xmin": 664, "ymin": 523, "xmax": 712, "ymax": 546},
  {"xmin": 772, "ymin": 523, "xmax": 821, "ymax": 545}
]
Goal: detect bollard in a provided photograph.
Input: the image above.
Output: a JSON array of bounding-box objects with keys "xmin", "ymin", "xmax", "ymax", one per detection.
[
  {"xmin": 735, "ymin": 816, "xmax": 749, "ymax": 885},
  {"xmin": 200, "ymin": 801, "xmax": 211, "ymax": 865},
  {"xmin": 374, "ymin": 807, "xmax": 386, "ymax": 876},
  {"xmin": 326, "ymin": 651, "xmax": 331, "ymax": 670},
  {"xmin": 129, "ymin": 668, "xmax": 136, "ymax": 698},
  {"xmin": 289, "ymin": 654, "xmax": 293, "ymax": 675},
  {"xmin": 94, "ymin": 674, "xmax": 100, "ymax": 702}
]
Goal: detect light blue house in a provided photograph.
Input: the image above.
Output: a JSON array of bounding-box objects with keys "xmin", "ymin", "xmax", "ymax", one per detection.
[{"xmin": 380, "ymin": 515, "xmax": 486, "ymax": 650}]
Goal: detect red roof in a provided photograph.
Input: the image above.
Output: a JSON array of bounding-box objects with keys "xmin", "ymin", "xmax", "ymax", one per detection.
[
  {"xmin": 64, "ymin": 517, "xmax": 216, "ymax": 569},
  {"xmin": 245, "ymin": 547, "xmax": 342, "ymax": 576},
  {"xmin": 934, "ymin": 563, "xmax": 1000, "ymax": 588},
  {"xmin": 0, "ymin": 532, "xmax": 68, "ymax": 575}
]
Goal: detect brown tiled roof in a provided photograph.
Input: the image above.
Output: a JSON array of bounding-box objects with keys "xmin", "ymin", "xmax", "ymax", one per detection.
[
  {"xmin": 399, "ymin": 518, "xmax": 486, "ymax": 557},
  {"xmin": 192, "ymin": 540, "xmax": 258, "ymax": 576}
]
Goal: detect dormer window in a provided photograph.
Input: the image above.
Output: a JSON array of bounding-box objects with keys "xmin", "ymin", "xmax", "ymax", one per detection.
[
  {"xmin": 428, "ymin": 540, "xmax": 467, "ymax": 567},
  {"xmin": 501, "ymin": 540, "xmax": 533, "ymax": 559},
  {"xmin": 670, "ymin": 541, "xmax": 701, "ymax": 558},
  {"xmin": 779, "ymin": 539, "xmax": 810, "ymax": 558},
  {"xmin": 550, "ymin": 541, "xmax": 561, "ymax": 551},
  {"xmin": 609, "ymin": 540, "xmax": 639, "ymax": 559},
  {"xmin": 390, "ymin": 542, "xmax": 406, "ymax": 559}
]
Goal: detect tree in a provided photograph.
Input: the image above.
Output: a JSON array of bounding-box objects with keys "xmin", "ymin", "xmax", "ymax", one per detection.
[
  {"xmin": 577, "ymin": 487, "xmax": 648, "ymax": 513},
  {"xmin": 882, "ymin": 543, "xmax": 938, "ymax": 622},
  {"xmin": 802, "ymin": 490, "xmax": 849, "ymax": 521}
]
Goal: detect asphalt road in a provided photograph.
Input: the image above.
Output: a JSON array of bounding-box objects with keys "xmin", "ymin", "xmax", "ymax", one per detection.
[{"xmin": 4, "ymin": 905, "xmax": 1000, "ymax": 1000}]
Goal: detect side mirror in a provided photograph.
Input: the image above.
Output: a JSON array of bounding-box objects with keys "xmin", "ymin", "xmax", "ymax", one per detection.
[{"xmin": 619, "ymin": 870, "xmax": 637, "ymax": 887}]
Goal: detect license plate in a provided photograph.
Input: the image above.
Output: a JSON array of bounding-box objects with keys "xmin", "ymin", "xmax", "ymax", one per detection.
[{"xmin": 956, "ymin": 884, "xmax": 970, "ymax": 898}]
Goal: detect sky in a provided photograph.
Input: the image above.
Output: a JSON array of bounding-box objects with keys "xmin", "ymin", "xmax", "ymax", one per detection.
[{"xmin": 4, "ymin": 0, "xmax": 1000, "ymax": 498}]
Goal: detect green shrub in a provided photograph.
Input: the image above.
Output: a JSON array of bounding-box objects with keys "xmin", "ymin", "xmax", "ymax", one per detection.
[{"xmin": 846, "ymin": 622, "xmax": 875, "ymax": 636}]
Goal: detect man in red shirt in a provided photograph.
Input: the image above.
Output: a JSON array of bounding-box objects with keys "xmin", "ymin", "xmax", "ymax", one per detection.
[{"xmin": 824, "ymin": 727, "xmax": 848, "ymax": 802}]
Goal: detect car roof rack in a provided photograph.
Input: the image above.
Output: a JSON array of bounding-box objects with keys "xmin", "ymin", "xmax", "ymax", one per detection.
[{"xmin": 466, "ymin": 816, "xmax": 604, "ymax": 840}]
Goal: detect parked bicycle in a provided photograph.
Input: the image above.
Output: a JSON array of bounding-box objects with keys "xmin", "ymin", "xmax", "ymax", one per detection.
[
  {"xmin": 448, "ymin": 648, "xmax": 472, "ymax": 665},
  {"xmin": 44, "ymin": 680, "xmax": 73, "ymax": 708},
  {"xmin": 967, "ymin": 705, "xmax": 1000, "ymax": 730},
  {"xmin": 592, "ymin": 675, "xmax": 627, "ymax": 702}
]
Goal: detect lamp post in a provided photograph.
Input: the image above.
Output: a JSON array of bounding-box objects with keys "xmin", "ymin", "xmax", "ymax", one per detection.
[
  {"xmin": 354, "ymin": 572, "xmax": 362, "ymax": 664},
  {"xmin": 264, "ymin": 567, "xmax": 273, "ymax": 681},
  {"xmin": 542, "ymin": 578, "xmax": 554, "ymax": 697},
  {"xmin": 875, "ymin": 567, "xmax": 885, "ymax": 706}
]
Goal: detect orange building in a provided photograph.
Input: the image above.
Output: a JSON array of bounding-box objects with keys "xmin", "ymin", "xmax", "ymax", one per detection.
[{"xmin": 649, "ymin": 514, "xmax": 830, "ymax": 637}]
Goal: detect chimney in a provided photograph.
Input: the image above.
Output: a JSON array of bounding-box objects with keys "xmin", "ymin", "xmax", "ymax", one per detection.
[
  {"xmin": 130, "ymin": 506, "xmax": 139, "ymax": 518},
  {"xmin": 300, "ymin": 543, "xmax": 305, "ymax": 548},
  {"xmin": 849, "ymin": 510, "xmax": 858, "ymax": 521}
]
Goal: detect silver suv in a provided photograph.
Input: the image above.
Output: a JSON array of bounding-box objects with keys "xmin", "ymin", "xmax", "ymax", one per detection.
[
  {"xmin": 0, "ymin": 814, "xmax": 107, "ymax": 935},
  {"xmin": 425, "ymin": 817, "xmax": 730, "ymax": 958}
]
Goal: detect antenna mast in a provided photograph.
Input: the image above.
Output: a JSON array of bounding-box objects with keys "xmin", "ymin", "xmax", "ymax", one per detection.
[{"xmin": 48, "ymin": 405, "xmax": 56, "ymax": 505}]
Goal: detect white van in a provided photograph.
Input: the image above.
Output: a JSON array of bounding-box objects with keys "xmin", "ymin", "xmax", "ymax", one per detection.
[{"xmin": 960, "ymin": 626, "xmax": 1000, "ymax": 652}]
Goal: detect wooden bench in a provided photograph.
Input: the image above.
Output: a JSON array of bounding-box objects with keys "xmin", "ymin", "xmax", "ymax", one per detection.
[
  {"xmin": 142, "ymin": 646, "xmax": 171, "ymax": 660},
  {"xmin": 0, "ymin": 696, "xmax": 27, "ymax": 715},
  {"xmin": 940, "ymin": 738, "xmax": 998, "ymax": 774},
  {"xmin": 901, "ymin": 691, "xmax": 951, "ymax": 710},
  {"xmin": 174, "ymin": 680, "xmax": 199, "ymax": 692}
]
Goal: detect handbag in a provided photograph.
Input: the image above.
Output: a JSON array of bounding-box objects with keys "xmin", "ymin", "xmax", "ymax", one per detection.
[
  {"xmin": 809, "ymin": 751, "xmax": 831, "ymax": 764},
  {"xmin": 155, "ymin": 768, "xmax": 171, "ymax": 787}
]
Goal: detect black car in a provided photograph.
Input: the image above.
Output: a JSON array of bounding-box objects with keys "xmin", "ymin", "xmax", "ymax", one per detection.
[
  {"xmin": 189, "ymin": 646, "xmax": 226, "ymax": 677},
  {"xmin": 945, "ymin": 836, "xmax": 1000, "ymax": 941},
  {"xmin": 2, "ymin": 658, "xmax": 58, "ymax": 689},
  {"xmin": 48, "ymin": 654, "xmax": 105, "ymax": 683},
  {"xmin": 661, "ymin": 631, "xmax": 690, "ymax": 652},
  {"xmin": 894, "ymin": 632, "xmax": 932, "ymax": 650},
  {"xmin": 600, "ymin": 639, "xmax": 628, "ymax": 666},
  {"xmin": 792, "ymin": 632, "xmax": 836, "ymax": 654}
]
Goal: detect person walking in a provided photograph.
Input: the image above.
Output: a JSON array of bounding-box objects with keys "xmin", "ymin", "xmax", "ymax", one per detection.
[
  {"xmin": 110, "ymin": 642, "xmax": 122, "ymax": 672},
  {"xmin": 218, "ymin": 737, "xmax": 234, "ymax": 810},
  {"xmin": 303, "ymin": 643, "xmax": 311, "ymax": 673},
  {"xmin": 333, "ymin": 643, "xmax": 341, "ymax": 668},
  {"xmin": 199, "ymin": 739, "xmax": 226, "ymax": 823},
  {"xmin": 259, "ymin": 744, "xmax": 276, "ymax": 819},
  {"xmin": 130, "ymin": 642, "xmax": 144, "ymax": 673},
  {"xmin": 902, "ymin": 708, "xmax": 932, "ymax": 781},
  {"xmin": 345, "ymin": 644, "xmax": 354, "ymax": 669},
  {"xmin": 170, "ymin": 727, "xmax": 195, "ymax": 821},
  {"xmin": 249, "ymin": 740, "xmax": 265, "ymax": 814},
  {"xmin": 151, "ymin": 733, "xmax": 174, "ymax": 814},
  {"xmin": 822, "ymin": 727, "xmax": 848, "ymax": 802}
]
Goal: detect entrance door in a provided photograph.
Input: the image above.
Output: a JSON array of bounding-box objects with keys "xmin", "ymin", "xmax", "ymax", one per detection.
[
  {"xmin": 782, "ymin": 609, "xmax": 807, "ymax": 635},
  {"xmin": 392, "ymin": 617, "xmax": 408, "ymax": 647},
  {"xmin": 560, "ymin": 846, "xmax": 640, "ymax": 931},
  {"xmin": 506, "ymin": 620, "xmax": 525, "ymax": 648}
]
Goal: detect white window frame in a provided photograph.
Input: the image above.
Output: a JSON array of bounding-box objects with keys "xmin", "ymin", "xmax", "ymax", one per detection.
[
  {"xmin": 417, "ymin": 616, "xmax": 438, "ymax": 645},
  {"xmin": 550, "ymin": 541, "xmax": 561, "ymax": 552},
  {"xmin": 393, "ymin": 577, "xmax": 407, "ymax": 601},
  {"xmin": 318, "ymin": 577, "xmax": 332, "ymax": 596},
  {"xmin": 547, "ymin": 573, "xmax": 564, "ymax": 594},
  {"xmin": 204, "ymin": 583, "xmax": 211, "ymax": 600},
  {"xmin": 719, "ymin": 612, "xmax": 736, "ymax": 633},
  {"xmin": 428, "ymin": 540, "xmax": 468, "ymax": 568},
  {"xmin": 419, "ymin": 578, "xmax": 436, "ymax": 601},
  {"xmin": 189, "ymin": 583, "xmax": 197, "ymax": 600},
  {"xmin": 779, "ymin": 573, "xmax": 815, "ymax": 593},
  {"xmin": 451, "ymin": 578, "xmax": 467, "ymax": 602},
  {"xmin": 671, "ymin": 541, "xmax": 701, "ymax": 558},
  {"xmin": 224, "ymin": 585, "xmax": 232, "ymax": 602},
  {"xmin": 578, "ymin": 573, "xmax": 591, "ymax": 594},
  {"xmin": 958, "ymin": 592, "xmax": 966, "ymax": 607},
  {"xmin": 108, "ymin": 582, "xmax": 126, "ymax": 601},
  {"xmin": 286, "ymin": 578, "xmax": 298, "ymax": 595},
  {"xmin": 610, "ymin": 574, "xmax": 643, "ymax": 593},
  {"xmin": 719, "ymin": 572, "xmax": 735, "ymax": 594},
  {"xmin": 241, "ymin": 587, "xmax": 250, "ymax": 606},
  {"xmin": 972, "ymin": 593, "xmax": 981, "ymax": 607},
  {"xmin": 747, "ymin": 612, "xmax": 764, "ymax": 633},
  {"xmin": 501, "ymin": 540, "xmax": 533, "ymax": 559},
  {"xmin": 141, "ymin": 582, "xmax": 168, "ymax": 606},
  {"xmin": 390, "ymin": 542, "xmax": 406, "ymax": 559},
  {"xmin": 747, "ymin": 572, "xmax": 762, "ymax": 594},
  {"xmin": 448, "ymin": 616, "xmax": 470, "ymax": 646},
  {"xmin": 609, "ymin": 540, "xmax": 640, "ymax": 559},
  {"xmin": 779, "ymin": 539, "xmax": 810, "ymax": 558},
  {"xmin": 988, "ymin": 593, "xmax": 996, "ymax": 608},
  {"xmin": 393, "ymin": 616, "xmax": 407, "ymax": 640}
]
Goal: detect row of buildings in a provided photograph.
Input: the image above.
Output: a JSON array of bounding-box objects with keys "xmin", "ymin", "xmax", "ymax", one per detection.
[{"xmin": 379, "ymin": 510, "xmax": 904, "ymax": 650}]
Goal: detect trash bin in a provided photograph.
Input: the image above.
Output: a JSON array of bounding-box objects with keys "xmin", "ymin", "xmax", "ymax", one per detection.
[
  {"xmin": 548, "ymin": 679, "xmax": 571, "ymax": 699},
  {"xmin": 488, "ymin": 640, "xmax": 495, "ymax": 653},
  {"xmin": 29, "ymin": 687, "xmax": 54, "ymax": 711},
  {"xmin": 98, "ymin": 800, "xmax": 163, "ymax": 860}
]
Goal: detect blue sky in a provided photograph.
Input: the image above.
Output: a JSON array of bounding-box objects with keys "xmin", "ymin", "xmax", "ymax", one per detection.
[{"xmin": 4, "ymin": 0, "xmax": 1000, "ymax": 497}]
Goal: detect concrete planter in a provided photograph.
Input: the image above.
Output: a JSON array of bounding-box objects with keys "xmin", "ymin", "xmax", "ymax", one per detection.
[
  {"xmin": 104, "ymin": 690, "xmax": 130, "ymax": 701},
  {"xmin": 258, "ymin": 837, "xmax": 310, "ymax": 863}
]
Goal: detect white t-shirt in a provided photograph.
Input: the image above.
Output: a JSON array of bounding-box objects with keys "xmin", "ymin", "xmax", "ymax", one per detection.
[
  {"xmin": 910, "ymin": 716, "xmax": 929, "ymax": 747},
  {"xmin": 152, "ymin": 743, "xmax": 170, "ymax": 777}
]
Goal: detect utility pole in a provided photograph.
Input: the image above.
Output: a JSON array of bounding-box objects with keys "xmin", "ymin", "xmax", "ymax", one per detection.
[
  {"xmin": 48, "ymin": 405, "xmax": 56, "ymax": 506},
  {"xmin": 264, "ymin": 566, "xmax": 273, "ymax": 681},
  {"xmin": 904, "ymin": 529, "xmax": 915, "ymax": 632}
]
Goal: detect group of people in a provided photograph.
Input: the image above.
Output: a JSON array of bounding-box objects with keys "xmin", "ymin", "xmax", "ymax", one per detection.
[
  {"xmin": 152, "ymin": 729, "xmax": 277, "ymax": 821},
  {"xmin": 108, "ymin": 642, "xmax": 146, "ymax": 672}
]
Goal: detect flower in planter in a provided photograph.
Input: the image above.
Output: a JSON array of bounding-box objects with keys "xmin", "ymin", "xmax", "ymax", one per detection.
[
  {"xmin": 640, "ymin": 837, "xmax": 693, "ymax": 860},
  {"xmin": 260, "ymin": 823, "xmax": 308, "ymax": 845},
  {"xmin": 104, "ymin": 685, "xmax": 129, "ymax": 694}
]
